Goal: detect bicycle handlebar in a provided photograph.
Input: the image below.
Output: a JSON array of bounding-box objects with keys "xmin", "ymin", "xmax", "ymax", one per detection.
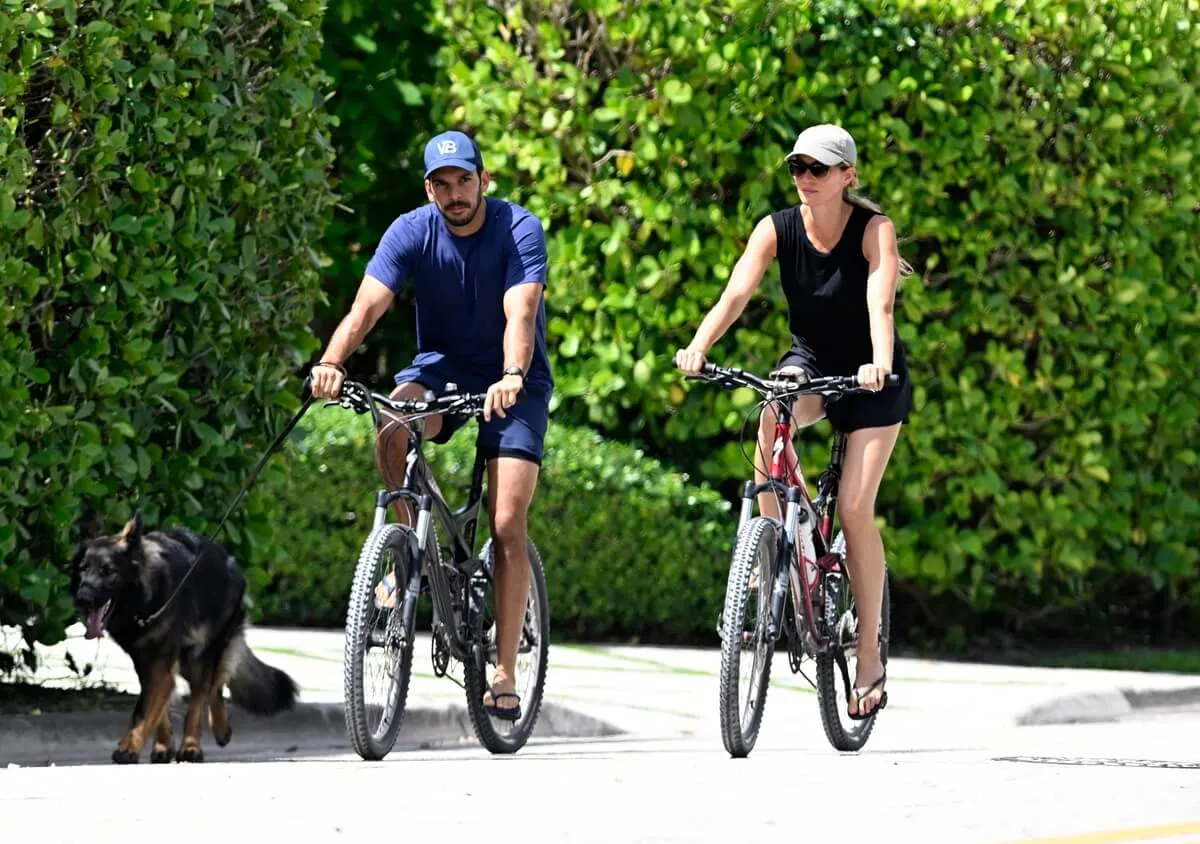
[
  {"xmin": 689, "ymin": 362, "xmax": 899, "ymax": 399},
  {"xmin": 302, "ymin": 376, "xmax": 492, "ymax": 420}
]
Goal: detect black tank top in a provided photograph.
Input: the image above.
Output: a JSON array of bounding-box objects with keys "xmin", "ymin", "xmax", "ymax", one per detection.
[{"xmin": 769, "ymin": 202, "xmax": 906, "ymax": 375}]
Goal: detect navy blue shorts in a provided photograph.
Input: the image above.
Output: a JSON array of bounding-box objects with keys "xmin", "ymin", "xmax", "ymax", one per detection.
[{"xmin": 393, "ymin": 354, "xmax": 551, "ymax": 465}]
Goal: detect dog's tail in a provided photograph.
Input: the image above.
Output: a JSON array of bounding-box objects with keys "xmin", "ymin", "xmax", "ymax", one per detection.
[{"xmin": 224, "ymin": 633, "xmax": 300, "ymax": 716}]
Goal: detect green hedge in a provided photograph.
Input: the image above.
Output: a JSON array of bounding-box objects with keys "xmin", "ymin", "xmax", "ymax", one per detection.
[
  {"xmin": 245, "ymin": 401, "xmax": 734, "ymax": 641},
  {"xmin": 6, "ymin": 0, "xmax": 1198, "ymax": 658},
  {"xmin": 0, "ymin": 0, "xmax": 336, "ymax": 662},
  {"xmin": 423, "ymin": 0, "xmax": 1200, "ymax": 645},
  {"xmin": 310, "ymin": 0, "xmax": 438, "ymax": 370}
]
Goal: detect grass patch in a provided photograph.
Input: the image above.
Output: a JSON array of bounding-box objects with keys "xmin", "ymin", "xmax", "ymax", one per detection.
[
  {"xmin": 0, "ymin": 681, "xmax": 138, "ymax": 716},
  {"xmin": 895, "ymin": 646, "xmax": 1200, "ymax": 675},
  {"xmin": 1021, "ymin": 648, "xmax": 1200, "ymax": 674}
]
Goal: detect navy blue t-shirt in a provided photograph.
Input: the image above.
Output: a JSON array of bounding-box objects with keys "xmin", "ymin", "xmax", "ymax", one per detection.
[{"xmin": 365, "ymin": 197, "xmax": 553, "ymax": 392}]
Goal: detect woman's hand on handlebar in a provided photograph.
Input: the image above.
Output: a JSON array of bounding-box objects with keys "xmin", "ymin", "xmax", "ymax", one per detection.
[
  {"xmin": 856, "ymin": 363, "xmax": 892, "ymax": 392},
  {"xmin": 674, "ymin": 347, "xmax": 707, "ymax": 376}
]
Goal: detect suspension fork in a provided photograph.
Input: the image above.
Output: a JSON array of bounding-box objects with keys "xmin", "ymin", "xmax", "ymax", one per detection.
[
  {"xmin": 750, "ymin": 397, "xmax": 810, "ymax": 640},
  {"xmin": 767, "ymin": 484, "xmax": 811, "ymax": 638}
]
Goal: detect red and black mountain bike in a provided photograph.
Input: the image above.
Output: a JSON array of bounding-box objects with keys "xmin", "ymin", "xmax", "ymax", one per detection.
[{"xmin": 689, "ymin": 362, "xmax": 895, "ymax": 757}]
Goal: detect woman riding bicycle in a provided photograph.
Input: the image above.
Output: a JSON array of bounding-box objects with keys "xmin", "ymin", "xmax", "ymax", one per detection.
[{"xmin": 674, "ymin": 123, "xmax": 914, "ymax": 719}]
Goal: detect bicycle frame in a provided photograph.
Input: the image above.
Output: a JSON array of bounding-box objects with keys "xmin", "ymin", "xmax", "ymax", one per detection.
[
  {"xmin": 734, "ymin": 393, "xmax": 849, "ymax": 656},
  {"xmin": 371, "ymin": 419, "xmax": 487, "ymax": 567},
  {"xmin": 374, "ymin": 429, "xmax": 487, "ymax": 653},
  {"xmin": 343, "ymin": 386, "xmax": 492, "ymax": 664}
]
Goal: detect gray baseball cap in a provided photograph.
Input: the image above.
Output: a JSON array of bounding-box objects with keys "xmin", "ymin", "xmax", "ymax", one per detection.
[{"xmin": 786, "ymin": 124, "xmax": 857, "ymax": 166}]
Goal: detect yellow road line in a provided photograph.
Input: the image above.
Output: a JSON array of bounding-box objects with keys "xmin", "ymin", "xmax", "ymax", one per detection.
[{"xmin": 1004, "ymin": 821, "xmax": 1200, "ymax": 844}]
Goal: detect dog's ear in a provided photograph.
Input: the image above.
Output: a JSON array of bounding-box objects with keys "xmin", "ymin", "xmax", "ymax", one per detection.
[{"xmin": 119, "ymin": 512, "xmax": 143, "ymax": 547}]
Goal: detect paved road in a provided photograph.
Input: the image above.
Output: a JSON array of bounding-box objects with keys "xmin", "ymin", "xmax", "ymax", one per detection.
[
  {"xmin": 5, "ymin": 624, "xmax": 1199, "ymax": 842},
  {"xmin": 4, "ymin": 705, "xmax": 1199, "ymax": 843}
]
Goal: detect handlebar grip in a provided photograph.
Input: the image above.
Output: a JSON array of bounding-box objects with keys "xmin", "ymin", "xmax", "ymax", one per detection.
[
  {"xmin": 851, "ymin": 373, "xmax": 901, "ymax": 388},
  {"xmin": 302, "ymin": 375, "xmax": 313, "ymax": 402}
]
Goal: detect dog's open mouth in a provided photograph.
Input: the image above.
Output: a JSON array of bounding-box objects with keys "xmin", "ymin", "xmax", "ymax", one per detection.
[{"xmin": 84, "ymin": 600, "xmax": 114, "ymax": 639}]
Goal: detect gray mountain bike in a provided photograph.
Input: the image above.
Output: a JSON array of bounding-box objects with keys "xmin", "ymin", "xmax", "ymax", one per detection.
[{"xmin": 310, "ymin": 378, "xmax": 550, "ymax": 759}]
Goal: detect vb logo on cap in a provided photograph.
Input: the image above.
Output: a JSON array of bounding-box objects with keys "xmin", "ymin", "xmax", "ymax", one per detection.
[{"xmin": 424, "ymin": 130, "xmax": 485, "ymax": 179}]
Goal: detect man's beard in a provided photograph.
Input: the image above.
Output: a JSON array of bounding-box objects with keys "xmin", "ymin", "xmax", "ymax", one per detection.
[{"xmin": 440, "ymin": 191, "xmax": 482, "ymax": 227}]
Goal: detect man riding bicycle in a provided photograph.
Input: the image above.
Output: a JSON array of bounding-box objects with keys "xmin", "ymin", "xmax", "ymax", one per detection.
[{"xmin": 309, "ymin": 129, "xmax": 553, "ymax": 721}]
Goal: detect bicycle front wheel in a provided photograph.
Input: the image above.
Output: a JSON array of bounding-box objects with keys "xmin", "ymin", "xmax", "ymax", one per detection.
[
  {"xmin": 462, "ymin": 536, "xmax": 550, "ymax": 755},
  {"xmin": 343, "ymin": 523, "xmax": 418, "ymax": 761},
  {"xmin": 815, "ymin": 531, "xmax": 891, "ymax": 752},
  {"xmin": 718, "ymin": 516, "xmax": 781, "ymax": 758}
]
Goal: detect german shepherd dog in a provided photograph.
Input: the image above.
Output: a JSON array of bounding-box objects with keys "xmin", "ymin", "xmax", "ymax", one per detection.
[{"xmin": 69, "ymin": 513, "xmax": 298, "ymax": 764}]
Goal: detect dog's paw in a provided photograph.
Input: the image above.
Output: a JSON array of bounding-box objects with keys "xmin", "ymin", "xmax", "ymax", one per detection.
[
  {"xmin": 150, "ymin": 745, "xmax": 175, "ymax": 764},
  {"xmin": 175, "ymin": 742, "xmax": 204, "ymax": 763},
  {"xmin": 112, "ymin": 747, "xmax": 140, "ymax": 765},
  {"xmin": 213, "ymin": 722, "xmax": 232, "ymax": 747}
]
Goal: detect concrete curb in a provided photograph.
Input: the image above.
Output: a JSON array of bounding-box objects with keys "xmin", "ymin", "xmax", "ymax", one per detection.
[
  {"xmin": 1016, "ymin": 684, "xmax": 1200, "ymax": 727},
  {"xmin": 0, "ymin": 699, "xmax": 623, "ymax": 766}
]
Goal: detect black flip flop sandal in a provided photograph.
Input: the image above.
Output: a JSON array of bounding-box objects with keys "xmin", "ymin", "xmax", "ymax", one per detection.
[
  {"xmin": 483, "ymin": 687, "xmax": 522, "ymax": 722},
  {"xmin": 847, "ymin": 671, "xmax": 888, "ymax": 721}
]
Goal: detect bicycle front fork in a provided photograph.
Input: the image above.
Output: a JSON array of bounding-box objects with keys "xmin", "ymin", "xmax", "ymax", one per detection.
[{"xmin": 765, "ymin": 486, "xmax": 819, "ymax": 640}]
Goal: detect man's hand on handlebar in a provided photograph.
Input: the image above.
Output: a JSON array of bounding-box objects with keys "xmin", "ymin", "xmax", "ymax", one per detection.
[
  {"xmin": 310, "ymin": 362, "xmax": 345, "ymax": 400},
  {"xmin": 483, "ymin": 373, "xmax": 524, "ymax": 422}
]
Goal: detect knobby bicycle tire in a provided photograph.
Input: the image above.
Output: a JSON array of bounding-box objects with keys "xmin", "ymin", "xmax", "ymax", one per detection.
[
  {"xmin": 462, "ymin": 536, "xmax": 551, "ymax": 755},
  {"xmin": 815, "ymin": 533, "xmax": 891, "ymax": 753},
  {"xmin": 343, "ymin": 523, "xmax": 419, "ymax": 761},
  {"xmin": 718, "ymin": 516, "xmax": 781, "ymax": 758}
]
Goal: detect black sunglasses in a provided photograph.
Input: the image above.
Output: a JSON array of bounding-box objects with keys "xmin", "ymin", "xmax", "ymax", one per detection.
[{"xmin": 788, "ymin": 159, "xmax": 838, "ymax": 177}]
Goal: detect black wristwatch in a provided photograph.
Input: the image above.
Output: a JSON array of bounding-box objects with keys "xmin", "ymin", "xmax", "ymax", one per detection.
[{"xmin": 503, "ymin": 365, "xmax": 525, "ymax": 381}]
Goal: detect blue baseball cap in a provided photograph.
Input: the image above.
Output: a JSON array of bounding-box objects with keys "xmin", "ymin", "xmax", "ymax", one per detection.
[{"xmin": 423, "ymin": 130, "xmax": 484, "ymax": 179}]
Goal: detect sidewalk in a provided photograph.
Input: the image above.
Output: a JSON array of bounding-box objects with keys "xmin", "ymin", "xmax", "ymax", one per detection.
[{"xmin": 3, "ymin": 622, "xmax": 1199, "ymax": 765}]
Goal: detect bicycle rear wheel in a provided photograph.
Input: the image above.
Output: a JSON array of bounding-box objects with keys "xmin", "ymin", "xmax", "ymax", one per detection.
[
  {"xmin": 718, "ymin": 516, "xmax": 781, "ymax": 758},
  {"xmin": 343, "ymin": 523, "xmax": 418, "ymax": 761},
  {"xmin": 815, "ymin": 531, "xmax": 891, "ymax": 752},
  {"xmin": 462, "ymin": 536, "xmax": 550, "ymax": 755}
]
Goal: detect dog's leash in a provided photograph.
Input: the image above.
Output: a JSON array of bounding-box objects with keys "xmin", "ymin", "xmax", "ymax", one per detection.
[{"xmin": 135, "ymin": 391, "xmax": 317, "ymax": 628}]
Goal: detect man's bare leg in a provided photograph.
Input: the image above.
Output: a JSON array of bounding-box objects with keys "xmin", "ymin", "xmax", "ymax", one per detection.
[{"xmin": 481, "ymin": 455, "xmax": 539, "ymax": 715}]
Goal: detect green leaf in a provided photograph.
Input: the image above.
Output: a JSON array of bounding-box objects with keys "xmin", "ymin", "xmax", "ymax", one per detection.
[
  {"xmin": 167, "ymin": 286, "xmax": 199, "ymax": 302},
  {"xmin": 393, "ymin": 80, "xmax": 423, "ymax": 106},
  {"xmin": 111, "ymin": 215, "xmax": 142, "ymax": 235},
  {"xmin": 661, "ymin": 79, "xmax": 693, "ymax": 104},
  {"xmin": 126, "ymin": 164, "xmax": 153, "ymax": 193}
]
